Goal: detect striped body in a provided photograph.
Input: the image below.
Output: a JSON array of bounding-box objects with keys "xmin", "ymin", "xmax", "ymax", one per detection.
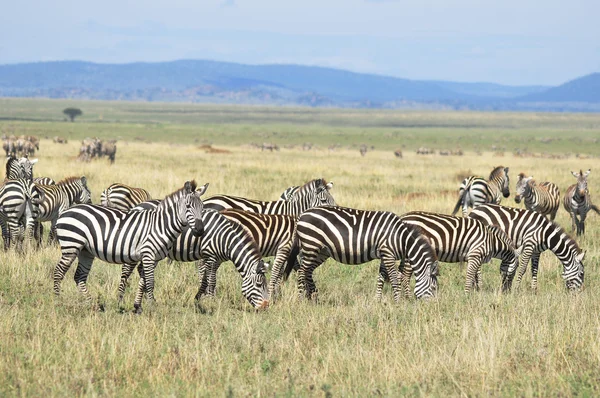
[
  {"xmin": 379, "ymin": 211, "xmax": 518, "ymax": 295},
  {"xmin": 0, "ymin": 179, "xmax": 43, "ymax": 250},
  {"xmin": 101, "ymin": 183, "xmax": 152, "ymax": 211},
  {"xmin": 35, "ymin": 177, "xmax": 92, "ymax": 244},
  {"xmin": 53, "ymin": 181, "xmax": 208, "ymax": 313},
  {"xmin": 293, "ymin": 206, "xmax": 438, "ymax": 301},
  {"xmin": 204, "ymin": 178, "xmax": 334, "ymax": 214},
  {"xmin": 4, "ymin": 156, "xmax": 38, "ymax": 181},
  {"xmin": 452, "ymin": 166, "xmax": 510, "ymax": 217},
  {"xmin": 469, "ymin": 204, "xmax": 585, "ymax": 291},
  {"xmin": 33, "ymin": 177, "xmax": 56, "ymax": 185},
  {"xmin": 279, "ymin": 186, "xmax": 300, "ymax": 201},
  {"xmin": 562, "ymin": 169, "xmax": 599, "ymax": 235},
  {"xmin": 514, "ymin": 174, "xmax": 560, "ymax": 220},
  {"xmin": 220, "ymin": 209, "xmax": 297, "ymax": 297}
]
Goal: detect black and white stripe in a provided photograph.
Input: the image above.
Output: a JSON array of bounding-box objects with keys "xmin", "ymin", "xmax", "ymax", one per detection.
[
  {"xmin": 292, "ymin": 206, "xmax": 438, "ymax": 301},
  {"xmin": 562, "ymin": 169, "xmax": 599, "ymax": 235},
  {"xmin": 4, "ymin": 156, "xmax": 37, "ymax": 181},
  {"xmin": 452, "ymin": 166, "xmax": 510, "ymax": 216},
  {"xmin": 35, "ymin": 176, "xmax": 93, "ymax": 244},
  {"xmin": 53, "ymin": 181, "xmax": 208, "ymax": 313},
  {"xmin": 514, "ymin": 173, "xmax": 560, "ymax": 220},
  {"xmin": 279, "ymin": 186, "xmax": 299, "ymax": 201},
  {"xmin": 0, "ymin": 179, "xmax": 44, "ymax": 250},
  {"xmin": 33, "ymin": 177, "xmax": 56, "ymax": 185},
  {"xmin": 379, "ymin": 211, "xmax": 519, "ymax": 295},
  {"xmin": 204, "ymin": 178, "xmax": 334, "ymax": 215},
  {"xmin": 100, "ymin": 183, "xmax": 152, "ymax": 212},
  {"xmin": 469, "ymin": 203, "xmax": 585, "ymax": 291}
]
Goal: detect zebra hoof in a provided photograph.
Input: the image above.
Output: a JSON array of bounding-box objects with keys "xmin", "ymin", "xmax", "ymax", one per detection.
[{"xmin": 133, "ymin": 305, "xmax": 143, "ymax": 315}]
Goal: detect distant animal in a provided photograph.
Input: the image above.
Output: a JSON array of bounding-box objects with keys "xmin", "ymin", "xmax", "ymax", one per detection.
[
  {"xmin": 100, "ymin": 140, "xmax": 117, "ymax": 164},
  {"xmin": 452, "ymin": 166, "xmax": 510, "ymax": 217},
  {"xmin": 562, "ymin": 169, "xmax": 600, "ymax": 235},
  {"xmin": 359, "ymin": 144, "xmax": 368, "ymax": 157},
  {"xmin": 514, "ymin": 173, "xmax": 560, "ymax": 221},
  {"xmin": 394, "ymin": 149, "xmax": 403, "ymax": 158}
]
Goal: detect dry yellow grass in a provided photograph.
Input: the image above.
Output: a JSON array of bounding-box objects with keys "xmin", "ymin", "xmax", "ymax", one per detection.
[{"xmin": 0, "ymin": 137, "xmax": 599, "ymax": 396}]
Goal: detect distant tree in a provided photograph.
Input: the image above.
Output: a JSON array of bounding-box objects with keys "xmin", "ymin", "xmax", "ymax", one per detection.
[{"xmin": 63, "ymin": 107, "xmax": 83, "ymax": 122}]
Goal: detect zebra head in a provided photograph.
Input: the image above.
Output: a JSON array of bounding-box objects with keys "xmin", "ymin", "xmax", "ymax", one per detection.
[
  {"xmin": 296, "ymin": 178, "xmax": 335, "ymax": 208},
  {"xmin": 18, "ymin": 157, "xmax": 37, "ymax": 181},
  {"xmin": 77, "ymin": 176, "xmax": 93, "ymax": 204},
  {"xmin": 571, "ymin": 169, "xmax": 590, "ymax": 197},
  {"xmin": 178, "ymin": 181, "xmax": 209, "ymax": 237},
  {"xmin": 241, "ymin": 259, "xmax": 269, "ymax": 309},
  {"xmin": 514, "ymin": 173, "xmax": 533, "ymax": 204},
  {"xmin": 565, "ymin": 250, "xmax": 585, "ymax": 291}
]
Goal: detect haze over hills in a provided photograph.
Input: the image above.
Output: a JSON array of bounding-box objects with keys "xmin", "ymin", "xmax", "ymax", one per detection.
[{"xmin": 0, "ymin": 60, "xmax": 598, "ymax": 111}]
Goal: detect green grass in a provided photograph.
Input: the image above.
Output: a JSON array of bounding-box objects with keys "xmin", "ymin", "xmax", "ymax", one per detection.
[{"xmin": 0, "ymin": 98, "xmax": 599, "ymax": 396}]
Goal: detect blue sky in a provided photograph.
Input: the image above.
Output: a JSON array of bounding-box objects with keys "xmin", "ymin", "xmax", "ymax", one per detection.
[{"xmin": 1, "ymin": 0, "xmax": 598, "ymax": 85}]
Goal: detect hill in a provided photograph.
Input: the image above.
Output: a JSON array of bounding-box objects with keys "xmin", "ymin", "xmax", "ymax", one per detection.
[{"xmin": 519, "ymin": 73, "xmax": 600, "ymax": 103}]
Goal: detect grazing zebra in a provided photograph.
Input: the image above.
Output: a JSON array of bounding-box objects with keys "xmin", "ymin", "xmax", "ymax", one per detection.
[
  {"xmin": 279, "ymin": 186, "xmax": 300, "ymax": 201},
  {"xmin": 204, "ymin": 178, "xmax": 335, "ymax": 214},
  {"xmin": 118, "ymin": 207, "xmax": 269, "ymax": 309},
  {"xmin": 100, "ymin": 183, "xmax": 152, "ymax": 212},
  {"xmin": 219, "ymin": 209, "xmax": 297, "ymax": 298},
  {"xmin": 34, "ymin": 176, "xmax": 93, "ymax": 245},
  {"xmin": 514, "ymin": 173, "xmax": 560, "ymax": 220},
  {"xmin": 562, "ymin": 169, "xmax": 599, "ymax": 236},
  {"xmin": 0, "ymin": 179, "xmax": 44, "ymax": 250},
  {"xmin": 291, "ymin": 206, "xmax": 438, "ymax": 301},
  {"xmin": 452, "ymin": 166, "xmax": 510, "ymax": 217},
  {"xmin": 469, "ymin": 204, "xmax": 585, "ymax": 291},
  {"xmin": 378, "ymin": 211, "xmax": 519, "ymax": 295},
  {"xmin": 53, "ymin": 181, "xmax": 208, "ymax": 313}
]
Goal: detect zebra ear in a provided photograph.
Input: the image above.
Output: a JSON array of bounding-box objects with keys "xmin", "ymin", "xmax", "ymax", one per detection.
[
  {"xmin": 80, "ymin": 176, "xmax": 88, "ymax": 187},
  {"xmin": 584, "ymin": 169, "xmax": 591, "ymax": 178},
  {"xmin": 576, "ymin": 251, "xmax": 586, "ymax": 262},
  {"xmin": 30, "ymin": 158, "xmax": 38, "ymax": 164},
  {"xmin": 571, "ymin": 171, "xmax": 580, "ymax": 178},
  {"xmin": 184, "ymin": 181, "xmax": 192, "ymax": 193},
  {"xmin": 255, "ymin": 260, "xmax": 266, "ymax": 274},
  {"xmin": 326, "ymin": 182, "xmax": 334, "ymax": 190},
  {"xmin": 195, "ymin": 183, "xmax": 209, "ymax": 196},
  {"xmin": 504, "ymin": 167, "xmax": 509, "ymax": 174}
]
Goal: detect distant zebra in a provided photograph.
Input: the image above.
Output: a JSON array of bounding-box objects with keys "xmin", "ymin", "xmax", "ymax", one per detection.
[
  {"xmin": 469, "ymin": 204, "xmax": 585, "ymax": 291},
  {"xmin": 204, "ymin": 178, "xmax": 335, "ymax": 214},
  {"xmin": 359, "ymin": 144, "xmax": 368, "ymax": 156},
  {"xmin": 0, "ymin": 179, "xmax": 44, "ymax": 251},
  {"xmin": 378, "ymin": 211, "xmax": 519, "ymax": 295},
  {"xmin": 279, "ymin": 186, "xmax": 300, "ymax": 201},
  {"xmin": 53, "ymin": 181, "xmax": 208, "ymax": 313},
  {"xmin": 514, "ymin": 173, "xmax": 560, "ymax": 220},
  {"xmin": 452, "ymin": 166, "xmax": 510, "ymax": 217},
  {"xmin": 118, "ymin": 207, "xmax": 270, "ymax": 309},
  {"xmin": 101, "ymin": 183, "xmax": 152, "ymax": 212},
  {"xmin": 562, "ymin": 169, "xmax": 600, "ymax": 235},
  {"xmin": 291, "ymin": 206, "xmax": 438, "ymax": 301},
  {"xmin": 34, "ymin": 176, "xmax": 93, "ymax": 245}
]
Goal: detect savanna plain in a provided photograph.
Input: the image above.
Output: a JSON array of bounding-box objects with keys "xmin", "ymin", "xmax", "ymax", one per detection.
[{"xmin": 1, "ymin": 98, "xmax": 600, "ymax": 397}]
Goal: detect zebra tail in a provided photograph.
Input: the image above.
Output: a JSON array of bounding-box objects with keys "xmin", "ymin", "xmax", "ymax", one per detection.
[
  {"xmin": 282, "ymin": 231, "xmax": 300, "ymax": 281},
  {"xmin": 591, "ymin": 204, "xmax": 600, "ymax": 215},
  {"xmin": 451, "ymin": 188, "xmax": 466, "ymax": 216}
]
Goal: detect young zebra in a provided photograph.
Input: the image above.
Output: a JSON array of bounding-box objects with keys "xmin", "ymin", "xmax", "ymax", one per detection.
[
  {"xmin": 452, "ymin": 166, "xmax": 510, "ymax": 217},
  {"xmin": 514, "ymin": 173, "xmax": 560, "ymax": 220},
  {"xmin": 469, "ymin": 203, "xmax": 585, "ymax": 291},
  {"xmin": 0, "ymin": 179, "xmax": 44, "ymax": 250},
  {"xmin": 118, "ymin": 207, "xmax": 270, "ymax": 309},
  {"xmin": 53, "ymin": 181, "xmax": 208, "ymax": 313},
  {"xmin": 34, "ymin": 176, "xmax": 92, "ymax": 245},
  {"xmin": 100, "ymin": 183, "xmax": 152, "ymax": 211},
  {"xmin": 204, "ymin": 178, "xmax": 334, "ymax": 214},
  {"xmin": 562, "ymin": 169, "xmax": 599, "ymax": 236},
  {"xmin": 291, "ymin": 206, "xmax": 438, "ymax": 301},
  {"xmin": 378, "ymin": 211, "xmax": 519, "ymax": 295}
]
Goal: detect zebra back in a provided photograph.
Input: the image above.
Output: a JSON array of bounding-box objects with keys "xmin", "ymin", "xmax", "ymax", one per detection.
[
  {"xmin": 36, "ymin": 176, "xmax": 92, "ymax": 221},
  {"xmin": 101, "ymin": 183, "xmax": 152, "ymax": 211}
]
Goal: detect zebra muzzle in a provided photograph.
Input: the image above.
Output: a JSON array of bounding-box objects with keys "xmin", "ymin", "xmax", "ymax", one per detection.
[
  {"xmin": 257, "ymin": 299, "xmax": 269, "ymax": 310},
  {"xmin": 514, "ymin": 196, "xmax": 521, "ymax": 203}
]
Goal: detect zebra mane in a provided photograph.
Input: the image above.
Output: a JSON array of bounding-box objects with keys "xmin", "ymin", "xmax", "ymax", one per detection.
[
  {"xmin": 550, "ymin": 221, "xmax": 582, "ymax": 253},
  {"xmin": 56, "ymin": 176, "xmax": 83, "ymax": 186},
  {"xmin": 518, "ymin": 172, "xmax": 527, "ymax": 179},
  {"xmin": 297, "ymin": 178, "xmax": 326, "ymax": 194},
  {"xmin": 489, "ymin": 166, "xmax": 506, "ymax": 179},
  {"xmin": 162, "ymin": 180, "xmax": 198, "ymax": 202},
  {"xmin": 5, "ymin": 156, "xmax": 17, "ymax": 178}
]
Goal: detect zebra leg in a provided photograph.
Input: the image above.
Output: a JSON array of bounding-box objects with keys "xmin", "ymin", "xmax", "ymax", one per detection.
[
  {"xmin": 568, "ymin": 212, "xmax": 577, "ymax": 234},
  {"xmin": 296, "ymin": 250, "xmax": 324, "ymax": 299},
  {"xmin": 133, "ymin": 263, "xmax": 146, "ymax": 314},
  {"xmin": 206, "ymin": 261, "xmax": 220, "ymax": 296},
  {"xmin": 53, "ymin": 250, "xmax": 78, "ymax": 295},
  {"xmin": 380, "ymin": 252, "xmax": 402, "ymax": 302},
  {"xmin": 515, "ymin": 244, "xmax": 534, "ymax": 289},
  {"xmin": 465, "ymin": 256, "xmax": 483, "ymax": 293},
  {"xmin": 73, "ymin": 250, "xmax": 96, "ymax": 303},
  {"xmin": 376, "ymin": 260, "xmax": 388, "ymax": 300},
  {"xmin": 140, "ymin": 257, "xmax": 158, "ymax": 305},
  {"xmin": 530, "ymin": 252, "xmax": 541, "ymax": 291},
  {"xmin": 269, "ymin": 245, "xmax": 291, "ymax": 300},
  {"xmin": 579, "ymin": 213, "xmax": 587, "ymax": 235},
  {"xmin": 400, "ymin": 259, "xmax": 413, "ymax": 299},
  {"xmin": 48, "ymin": 220, "xmax": 58, "ymax": 245},
  {"xmin": 118, "ymin": 263, "xmax": 137, "ymax": 304},
  {"xmin": 195, "ymin": 258, "xmax": 213, "ymax": 301}
]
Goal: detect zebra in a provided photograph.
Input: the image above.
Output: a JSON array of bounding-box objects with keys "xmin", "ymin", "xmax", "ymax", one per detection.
[
  {"xmin": 100, "ymin": 183, "xmax": 152, "ymax": 212},
  {"xmin": 118, "ymin": 207, "xmax": 269, "ymax": 309},
  {"xmin": 452, "ymin": 166, "xmax": 510, "ymax": 217},
  {"xmin": 279, "ymin": 186, "xmax": 300, "ymax": 201},
  {"xmin": 52, "ymin": 181, "xmax": 208, "ymax": 313},
  {"xmin": 34, "ymin": 176, "xmax": 93, "ymax": 245},
  {"xmin": 514, "ymin": 173, "xmax": 560, "ymax": 220},
  {"xmin": 0, "ymin": 179, "xmax": 44, "ymax": 251},
  {"xmin": 290, "ymin": 206, "xmax": 438, "ymax": 301},
  {"xmin": 469, "ymin": 204, "xmax": 585, "ymax": 291},
  {"xmin": 218, "ymin": 209, "xmax": 298, "ymax": 298},
  {"xmin": 562, "ymin": 169, "xmax": 599, "ymax": 236},
  {"xmin": 33, "ymin": 177, "xmax": 56, "ymax": 185},
  {"xmin": 204, "ymin": 178, "xmax": 334, "ymax": 214},
  {"xmin": 4, "ymin": 156, "xmax": 37, "ymax": 181},
  {"xmin": 378, "ymin": 211, "xmax": 520, "ymax": 296}
]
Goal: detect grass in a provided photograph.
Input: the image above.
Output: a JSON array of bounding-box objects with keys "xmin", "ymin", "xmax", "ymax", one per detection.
[{"xmin": 0, "ymin": 98, "xmax": 600, "ymax": 396}]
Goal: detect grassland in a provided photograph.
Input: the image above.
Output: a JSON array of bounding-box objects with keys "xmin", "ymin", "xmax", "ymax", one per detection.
[{"xmin": 0, "ymin": 98, "xmax": 600, "ymax": 396}]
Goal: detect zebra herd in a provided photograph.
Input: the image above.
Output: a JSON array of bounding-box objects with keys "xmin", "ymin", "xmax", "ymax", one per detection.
[{"xmin": 0, "ymin": 156, "xmax": 592, "ymax": 312}]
